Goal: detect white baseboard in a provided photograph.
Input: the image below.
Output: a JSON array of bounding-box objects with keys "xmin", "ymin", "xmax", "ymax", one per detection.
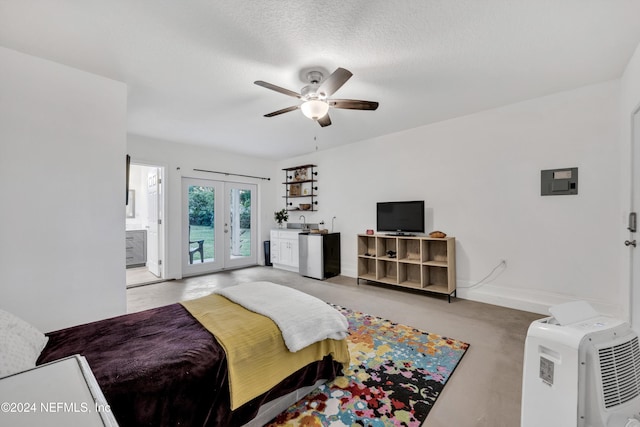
[
  {"xmin": 457, "ymin": 282, "xmax": 622, "ymax": 318},
  {"xmin": 342, "ymin": 263, "xmax": 623, "ymax": 319}
]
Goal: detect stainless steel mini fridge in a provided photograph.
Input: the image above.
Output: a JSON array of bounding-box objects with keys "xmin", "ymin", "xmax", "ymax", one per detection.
[{"xmin": 298, "ymin": 232, "xmax": 341, "ymax": 279}]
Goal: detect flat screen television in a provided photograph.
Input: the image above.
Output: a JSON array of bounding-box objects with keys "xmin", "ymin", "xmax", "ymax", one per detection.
[{"xmin": 376, "ymin": 200, "xmax": 425, "ymax": 235}]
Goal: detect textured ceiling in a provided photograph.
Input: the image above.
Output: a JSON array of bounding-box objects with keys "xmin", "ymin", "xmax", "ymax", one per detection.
[{"xmin": 2, "ymin": 1, "xmax": 640, "ymax": 159}]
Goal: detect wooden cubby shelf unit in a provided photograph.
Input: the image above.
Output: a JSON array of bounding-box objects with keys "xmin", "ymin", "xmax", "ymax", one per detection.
[{"xmin": 356, "ymin": 234, "xmax": 457, "ymax": 302}]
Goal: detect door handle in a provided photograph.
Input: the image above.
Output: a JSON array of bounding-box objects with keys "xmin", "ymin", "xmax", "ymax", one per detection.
[
  {"xmin": 625, "ymin": 240, "xmax": 637, "ymax": 247},
  {"xmin": 629, "ymin": 212, "xmax": 637, "ymax": 233}
]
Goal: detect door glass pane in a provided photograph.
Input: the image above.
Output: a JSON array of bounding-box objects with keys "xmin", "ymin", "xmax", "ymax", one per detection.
[
  {"xmin": 229, "ymin": 188, "xmax": 251, "ymax": 259},
  {"xmin": 188, "ymin": 185, "xmax": 215, "ymax": 264}
]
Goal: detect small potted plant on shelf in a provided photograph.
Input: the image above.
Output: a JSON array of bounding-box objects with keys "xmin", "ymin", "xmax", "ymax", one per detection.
[{"xmin": 274, "ymin": 208, "xmax": 288, "ymax": 228}]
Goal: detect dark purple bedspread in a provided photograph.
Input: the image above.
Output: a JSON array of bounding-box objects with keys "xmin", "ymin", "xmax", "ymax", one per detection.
[{"xmin": 37, "ymin": 303, "xmax": 342, "ymax": 427}]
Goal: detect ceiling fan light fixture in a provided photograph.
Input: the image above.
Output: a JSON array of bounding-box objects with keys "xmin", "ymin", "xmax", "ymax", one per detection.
[
  {"xmin": 256, "ymin": 67, "xmax": 377, "ymax": 127},
  {"xmin": 300, "ymin": 99, "xmax": 329, "ymax": 120}
]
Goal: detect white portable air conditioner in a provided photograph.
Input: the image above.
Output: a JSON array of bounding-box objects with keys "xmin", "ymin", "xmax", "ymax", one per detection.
[{"xmin": 522, "ymin": 301, "xmax": 640, "ymax": 427}]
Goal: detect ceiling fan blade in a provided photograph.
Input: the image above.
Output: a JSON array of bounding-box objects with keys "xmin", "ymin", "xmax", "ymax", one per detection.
[
  {"xmin": 254, "ymin": 81, "xmax": 301, "ymax": 99},
  {"xmin": 317, "ymin": 114, "xmax": 331, "ymax": 127},
  {"xmin": 264, "ymin": 105, "xmax": 299, "ymax": 117},
  {"xmin": 329, "ymin": 99, "xmax": 379, "ymax": 110},
  {"xmin": 319, "ymin": 68, "xmax": 352, "ymax": 97}
]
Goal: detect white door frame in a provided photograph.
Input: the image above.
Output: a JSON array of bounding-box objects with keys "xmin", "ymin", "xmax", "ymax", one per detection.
[
  {"xmin": 630, "ymin": 103, "xmax": 640, "ymax": 330},
  {"xmin": 146, "ymin": 168, "xmax": 161, "ymax": 277}
]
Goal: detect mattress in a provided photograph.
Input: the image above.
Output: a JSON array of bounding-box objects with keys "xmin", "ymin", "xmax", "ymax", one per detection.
[{"xmin": 37, "ymin": 302, "xmax": 344, "ymax": 426}]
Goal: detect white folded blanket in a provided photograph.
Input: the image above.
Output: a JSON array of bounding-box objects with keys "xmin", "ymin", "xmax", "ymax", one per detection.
[{"xmin": 214, "ymin": 281, "xmax": 349, "ymax": 352}]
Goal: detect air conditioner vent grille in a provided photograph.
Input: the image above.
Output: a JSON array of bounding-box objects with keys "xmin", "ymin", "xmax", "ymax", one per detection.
[{"xmin": 598, "ymin": 336, "xmax": 640, "ymax": 409}]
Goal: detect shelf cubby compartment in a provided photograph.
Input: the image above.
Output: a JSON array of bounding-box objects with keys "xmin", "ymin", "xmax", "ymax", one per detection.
[
  {"xmin": 376, "ymin": 259, "xmax": 398, "ymax": 284},
  {"xmin": 377, "ymin": 236, "xmax": 398, "ymax": 258},
  {"xmin": 358, "ymin": 235, "xmax": 377, "ymax": 257},
  {"xmin": 422, "ymin": 265, "xmax": 453, "ymax": 294},
  {"xmin": 398, "ymin": 237, "xmax": 422, "ymax": 264},
  {"xmin": 422, "ymin": 239, "xmax": 451, "ymax": 265},
  {"xmin": 398, "ymin": 263, "xmax": 423, "ymax": 289},
  {"xmin": 357, "ymin": 257, "xmax": 377, "ymax": 282}
]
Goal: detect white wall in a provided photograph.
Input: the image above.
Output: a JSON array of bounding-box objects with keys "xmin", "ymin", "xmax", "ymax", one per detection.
[
  {"xmin": 1, "ymin": 43, "xmax": 632, "ymax": 330},
  {"xmin": 619, "ymin": 41, "xmax": 640, "ymax": 330},
  {"xmin": 0, "ymin": 47, "xmax": 127, "ymax": 331},
  {"xmin": 279, "ymin": 80, "xmax": 621, "ymax": 315},
  {"xmin": 127, "ymin": 134, "xmax": 278, "ymax": 280}
]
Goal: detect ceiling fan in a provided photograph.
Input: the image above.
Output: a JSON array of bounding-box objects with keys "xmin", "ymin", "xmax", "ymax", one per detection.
[{"xmin": 254, "ymin": 67, "xmax": 379, "ymax": 127}]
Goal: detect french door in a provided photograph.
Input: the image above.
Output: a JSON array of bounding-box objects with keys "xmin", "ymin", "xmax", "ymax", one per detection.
[{"xmin": 182, "ymin": 178, "xmax": 257, "ymax": 276}]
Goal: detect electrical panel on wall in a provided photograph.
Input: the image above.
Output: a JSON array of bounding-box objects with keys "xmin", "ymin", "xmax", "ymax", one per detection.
[{"xmin": 541, "ymin": 167, "xmax": 578, "ymax": 196}]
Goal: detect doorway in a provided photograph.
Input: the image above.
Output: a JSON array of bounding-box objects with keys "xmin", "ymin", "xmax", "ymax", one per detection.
[
  {"xmin": 182, "ymin": 177, "xmax": 257, "ymax": 277},
  {"xmin": 126, "ymin": 163, "xmax": 165, "ymax": 287}
]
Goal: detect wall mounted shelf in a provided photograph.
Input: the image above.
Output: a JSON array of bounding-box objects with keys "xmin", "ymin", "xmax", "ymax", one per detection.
[{"xmin": 283, "ymin": 164, "xmax": 318, "ymax": 212}]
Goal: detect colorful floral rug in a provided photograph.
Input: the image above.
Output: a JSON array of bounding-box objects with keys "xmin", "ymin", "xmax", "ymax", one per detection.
[{"xmin": 266, "ymin": 305, "xmax": 469, "ymax": 426}]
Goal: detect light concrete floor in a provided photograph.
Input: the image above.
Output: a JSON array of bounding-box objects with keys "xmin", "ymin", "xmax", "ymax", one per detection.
[
  {"xmin": 127, "ymin": 266, "xmax": 543, "ymax": 427},
  {"xmin": 125, "ymin": 266, "xmax": 162, "ymax": 288}
]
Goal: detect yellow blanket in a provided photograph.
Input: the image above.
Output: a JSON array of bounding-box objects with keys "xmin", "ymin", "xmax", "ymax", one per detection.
[{"xmin": 181, "ymin": 294, "xmax": 350, "ymax": 410}]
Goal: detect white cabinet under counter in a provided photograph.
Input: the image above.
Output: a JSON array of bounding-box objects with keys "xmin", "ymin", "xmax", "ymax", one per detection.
[{"xmin": 270, "ymin": 229, "xmax": 300, "ymax": 272}]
